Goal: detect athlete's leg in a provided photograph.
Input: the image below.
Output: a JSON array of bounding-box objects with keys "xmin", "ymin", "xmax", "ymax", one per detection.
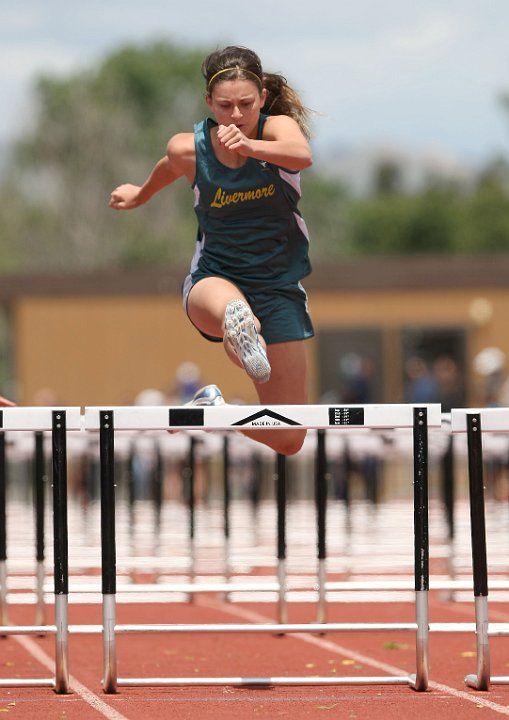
[
  {"xmin": 241, "ymin": 340, "xmax": 309, "ymax": 456},
  {"xmin": 187, "ymin": 277, "xmax": 246, "ymax": 338},
  {"xmin": 187, "ymin": 278, "xmax": 308, "ymax": 455},
  {"xmin": 187, "ymin": 277, "xmax": 270, "ymax": 378}
]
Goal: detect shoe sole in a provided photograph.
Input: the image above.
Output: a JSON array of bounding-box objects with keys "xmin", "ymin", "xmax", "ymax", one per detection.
[{"xmin": 224, "ymin": 300, "xmax": 271, "ymax": 384}]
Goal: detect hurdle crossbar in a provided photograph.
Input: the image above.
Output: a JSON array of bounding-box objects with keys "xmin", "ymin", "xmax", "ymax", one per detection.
[
  {"xmin": 0, "ymin": 407, "xmax": 81, "ymax": 693},
  {"xmin": 90, "ymin": 403, "xmax": 440, "ymax": 692},
  {"xmin": 84, "ymin": 402, "xmax": 442, "ymax": 431}
]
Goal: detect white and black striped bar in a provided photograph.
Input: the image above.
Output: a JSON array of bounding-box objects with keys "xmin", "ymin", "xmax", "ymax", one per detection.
[
  {"xmin": 0, "ymin": 407, "xmax": 81, "ymax": 693},
  {"xmin": 85, "ymin": 403, "xmax": 442, "ymax": 431}
]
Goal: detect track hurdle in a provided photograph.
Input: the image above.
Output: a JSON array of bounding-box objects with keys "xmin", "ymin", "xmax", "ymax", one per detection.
[
  {"xmin": 0, "ymin": 407, "xmax": 81, "ymax": 692},
  {"xmin": 85, "ymin": 402, "xmax": 441, "ymax": 691},
  {"xmin": 451, "ymin": 407, "xmax": 509, "ymax": 691}
]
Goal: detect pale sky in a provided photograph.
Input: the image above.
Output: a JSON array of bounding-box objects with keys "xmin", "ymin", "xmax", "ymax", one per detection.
[{"xmin": 2, "ymin": 1, "xmax": 509, "ymax": 167}]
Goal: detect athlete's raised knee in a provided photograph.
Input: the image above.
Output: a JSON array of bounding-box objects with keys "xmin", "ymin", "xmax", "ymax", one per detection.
[{"xmin": 275, "ymin": 430, "xmax": 307, "ymax": 456}]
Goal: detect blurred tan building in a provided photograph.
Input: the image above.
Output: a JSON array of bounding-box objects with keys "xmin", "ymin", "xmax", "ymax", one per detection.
[{"xmin": 0, "ymin": 255, "xmax": 508, "ymax": 408}]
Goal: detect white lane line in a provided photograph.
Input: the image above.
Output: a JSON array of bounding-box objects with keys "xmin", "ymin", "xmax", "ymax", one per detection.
[
  {"xmin": 197, "ymin": 597, "xmax": 509, "ymax": 716},
  {"xmin": 12, "ymin": 635, "xmax": 130, "ymax": 720}
]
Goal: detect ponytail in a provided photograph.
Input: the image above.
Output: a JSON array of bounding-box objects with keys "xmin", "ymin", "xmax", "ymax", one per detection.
[{"xmin": 262, "ymin": 72, "xmax": 312, "ymax": 140}]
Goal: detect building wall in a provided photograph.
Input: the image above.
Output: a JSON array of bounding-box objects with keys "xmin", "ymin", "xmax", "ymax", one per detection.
[{"xmin": 11, "ymin": 282, "xmax": 507, "ymax": 407}]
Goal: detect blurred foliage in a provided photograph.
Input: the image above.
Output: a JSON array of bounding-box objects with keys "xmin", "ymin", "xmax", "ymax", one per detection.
[
  {"xmin": 3, "ymin": 41, "xmax": 205, "ymax": 272},
  {"xmin": 348, "ymin": 157, "xmax": 509, "ymax": 256},
  {"xmin": 0, "ymin": 39, "xmax": 509, "ymax": 275}
]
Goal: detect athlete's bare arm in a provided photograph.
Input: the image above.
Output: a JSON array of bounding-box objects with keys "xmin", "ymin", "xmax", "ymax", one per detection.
[
  {"xmin": 109, "ymin": 133, "xmax": 195, "ymax": 209},
  {"xmin": 216, "ymin": 115, "xmax": 312, "ymax": 172}
]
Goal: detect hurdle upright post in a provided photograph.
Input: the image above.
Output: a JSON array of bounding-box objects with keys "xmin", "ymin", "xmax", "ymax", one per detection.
[
  {"xmin": 276, "ymin": 453, "xmax": 288, "ymax": 624},
  {"xmin": 100, "ymin": 410, "xmax": 117, "ymax": 694},
  {"xmin": 315, "ymin": 430, "xmax": 328, "ymax": 624},
  {"xmin": 51, "ymin": 410, "xmax": 70, "ymax": 694},
  {"xmin": 185, "ymin": 435, "xmax": 197, "ymax": 589},
  {"xmin": 34, "ymin": 431, "xmax": 46, "ymax": 627},
  {"xmin": 0, "ymin": 411, "xmax": 7, "ymax": 626},
  {"xmin": 152, "ymin": 438, "xmax": 164, "ymax": 567},
  {"xmin": 464, "ymin": 412, "xmax": 490, "ymax": 691},
  {"xmin": 222, "ymin": 435, "xmax": 232, "ymax": 591},
  {"xmin": 410, "ymin": 407, "xmax": 429, "ymax": 692}
]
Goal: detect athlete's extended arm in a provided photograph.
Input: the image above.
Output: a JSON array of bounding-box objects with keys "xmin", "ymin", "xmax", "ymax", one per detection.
[
  {"xmin": 216, "ymin": 116, "xmax": 312, "ymax": 171},
  {"xmin": 109, "ymin": 133, "xmax": 195, "ymax": 210}
]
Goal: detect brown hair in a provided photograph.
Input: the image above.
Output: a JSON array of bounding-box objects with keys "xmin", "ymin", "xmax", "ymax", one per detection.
[{"xmin": 202, "ymin": 46, "xmax": 312, "ymax": 139}]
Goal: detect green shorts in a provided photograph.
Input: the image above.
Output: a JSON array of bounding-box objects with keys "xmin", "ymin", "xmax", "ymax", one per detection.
[{"xmin": 184, "ymin": 281, "xmax": 314, "ymax": 345}]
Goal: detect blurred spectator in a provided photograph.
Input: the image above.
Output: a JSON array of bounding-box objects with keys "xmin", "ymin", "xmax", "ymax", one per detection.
[
  {"xmin": 473, "ymin": 346, "xmax": 507, "ymax": 406},
  {"xmin": 171, "ymin": 361, "xmax": 203, "ymax": 404},
  {"xmin": 433, "ymin": 355, "xmax": 464, "ymax": 412},
  {"xmin": 404, "ymin": 356, "xmax": 439, "ymax": 403}
]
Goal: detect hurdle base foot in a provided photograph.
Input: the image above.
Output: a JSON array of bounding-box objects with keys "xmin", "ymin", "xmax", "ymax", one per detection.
[
  {"xmin": 465, "ymin": 673, "xmax": 490, "ymax": 691},
  {"xmin": 408, "ymin": 673, "xmax": 428, "ymax": 692}
]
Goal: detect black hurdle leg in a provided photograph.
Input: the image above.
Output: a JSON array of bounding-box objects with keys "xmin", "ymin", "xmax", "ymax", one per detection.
[
  {"xmin": 222, "ymin": 435, "xmax": 231, "ymax": 596},
  {"xmin": 465, "ymin": 412, "xmax": 490, "ymax": 691},
  {"xmin": 152, "ymin": 438, "xmax": 163, "ymax": 579},
  {"xmin": 441, "ymin": 433, "xmax": 456, "ymax": 586},
  {"xmin": 100, "ymin": 410, "xmax": 117, "ymax": 693},
  {"xmin": 276, "ymin": 453, "xmax": 287, "ymax": 624},
  {"xmin": 52, "ymin": 411, "xmax": 70, "ymax": 694},
  {"xmin": 315, "ymin": 430, "xmax": 328, "ymax": 624},
  {"xmin": 185, "ymin": 436, "xmax": 197, "ymax": 595},
  {"xmin": 410, "ymin": 407, "xmax": 429, "ymax": 692},
  {"xmin": 34, "ymin": 431, "xmax": 46, "ymax": 626}
]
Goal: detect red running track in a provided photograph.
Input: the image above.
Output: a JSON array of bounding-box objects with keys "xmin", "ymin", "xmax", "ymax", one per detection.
[{"xmin": 3, "ymin": 587, "xmax": 509, "ymax": 720}]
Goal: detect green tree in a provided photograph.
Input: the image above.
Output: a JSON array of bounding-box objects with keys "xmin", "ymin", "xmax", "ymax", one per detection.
[
  {"xmin": 6, "ymin": 41, "xmax": 206, "ymax": 271},
  {"xmin": 461, "ymin": 158, "xmax": 509, "ymax": 252},
  {"xmin": 300, "ymin": 173, "xmax": 352, "ymax": 261}
]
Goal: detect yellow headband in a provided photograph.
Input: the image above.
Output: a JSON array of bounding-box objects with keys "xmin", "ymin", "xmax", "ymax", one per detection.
[{"xmin": 207, "ymin": 67, "xmax": 262, "ymax": 89}]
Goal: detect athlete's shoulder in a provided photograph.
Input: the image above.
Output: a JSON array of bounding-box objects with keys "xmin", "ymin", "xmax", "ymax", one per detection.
[
  {"xmin": 166, "ymin": 132, "xmax": 195, "ymax": 178},
  {"xmin": 167, "ymin": 132, "xmax": 195, "ymax": 156},
  {"xmin": 262, "ymin": 114, "xmax": 303, "ymax": 138}
]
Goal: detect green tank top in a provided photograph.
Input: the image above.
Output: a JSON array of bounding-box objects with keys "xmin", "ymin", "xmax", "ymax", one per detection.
[{"xmin": 188, "ymin": 114, "xmax": 311, "ymax": 290}]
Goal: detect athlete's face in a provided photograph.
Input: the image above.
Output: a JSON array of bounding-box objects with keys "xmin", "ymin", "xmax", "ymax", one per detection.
[{"xmin": 206, "ymin": 79, "xmax": 267, "ymax": 138}]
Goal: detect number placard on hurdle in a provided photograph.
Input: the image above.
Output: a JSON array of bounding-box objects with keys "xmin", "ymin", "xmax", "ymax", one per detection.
[{"xmin": 84, "ymin": 403, "xmax": 442, "ymax": 431}]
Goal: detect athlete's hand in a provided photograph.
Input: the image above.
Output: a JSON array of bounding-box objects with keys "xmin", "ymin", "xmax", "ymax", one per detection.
[
  {"xmin": 0, "ymin": 396, "xmax": 15, "ymax": 407},
  {"xmin": 109, "ymin": 184, "xmax": 142, "ymax": 210},
  {"xmin": 217, "ymin": 124, "xmax": 253, "ymax": 156}
]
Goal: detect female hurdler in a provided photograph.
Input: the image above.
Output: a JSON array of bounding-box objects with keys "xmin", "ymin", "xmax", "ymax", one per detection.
[{"xmin": 109, "ymin": 46, "xmax": 314, "ymax": 455}]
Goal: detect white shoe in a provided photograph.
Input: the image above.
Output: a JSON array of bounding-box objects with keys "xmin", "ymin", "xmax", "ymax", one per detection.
[
  {"xmin": 224, "ymin": 300, "xmax": 271, "ymax": 384},
  {"xmin": 187, "ymin": 384, "xmax": 225, "ymax": 406}
]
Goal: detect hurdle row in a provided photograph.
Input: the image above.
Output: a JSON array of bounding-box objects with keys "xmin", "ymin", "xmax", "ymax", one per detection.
[{"xmin": 0, "ymin": 403, "xmax": 505, "ymax": 693}]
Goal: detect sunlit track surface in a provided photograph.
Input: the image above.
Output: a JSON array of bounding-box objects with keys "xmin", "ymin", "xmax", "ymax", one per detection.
[{"xmin": 4, "ymin": 496, "xmax": 509, "ymax": 606}]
